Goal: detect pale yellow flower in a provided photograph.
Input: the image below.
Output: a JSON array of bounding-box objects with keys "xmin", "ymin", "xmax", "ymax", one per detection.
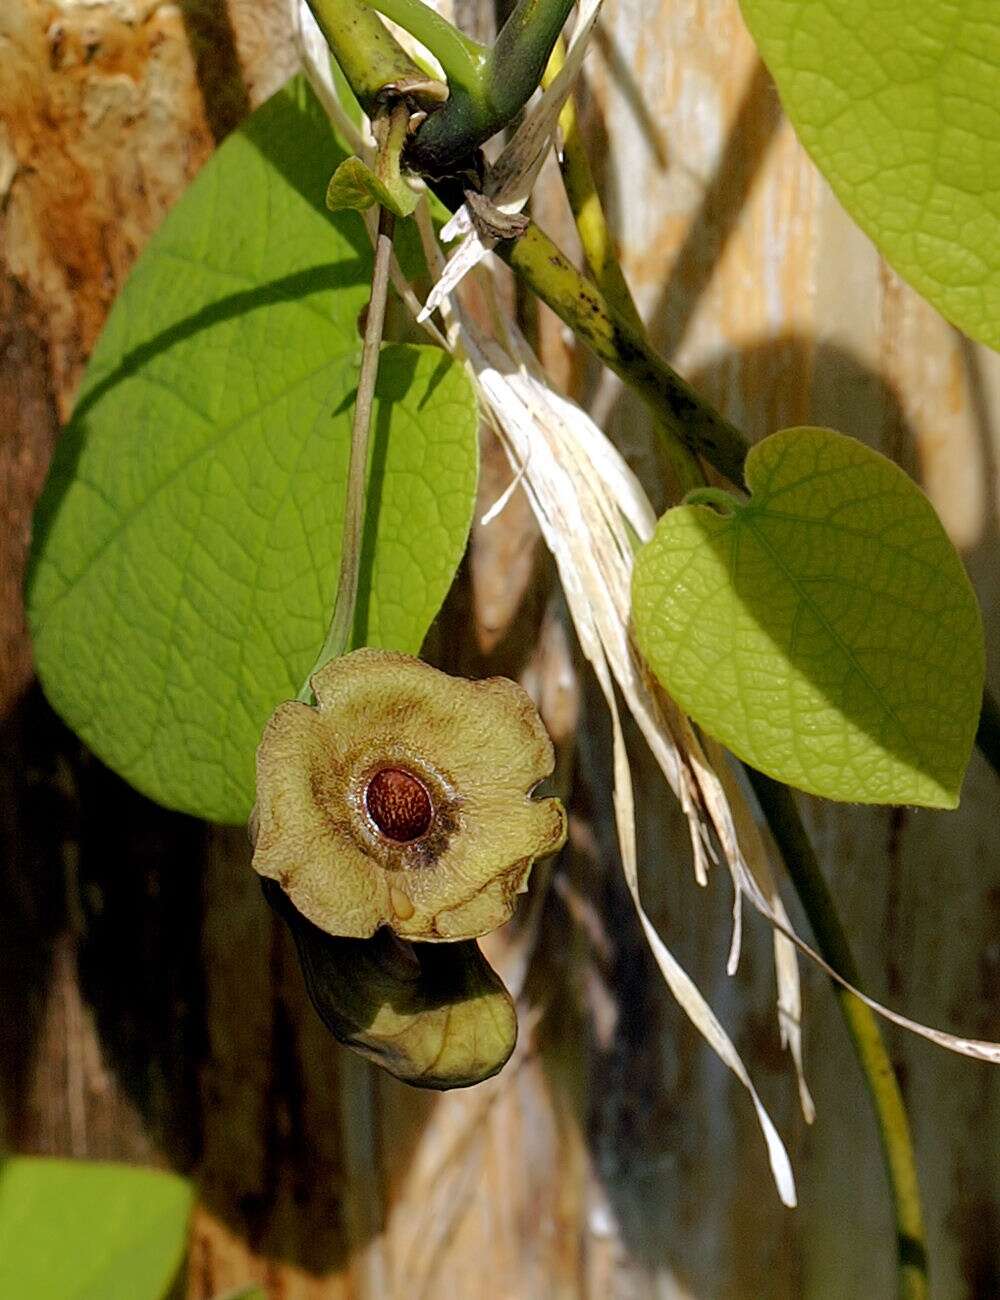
[{"xmin": 253, "ymin": 647, "xmax": 566, "ymax": 941}]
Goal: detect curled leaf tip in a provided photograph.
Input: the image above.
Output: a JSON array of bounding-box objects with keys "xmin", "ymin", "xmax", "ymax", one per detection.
[{"xmin": 252, "ymin": 647, "xmax": 566, "ymax": 942}]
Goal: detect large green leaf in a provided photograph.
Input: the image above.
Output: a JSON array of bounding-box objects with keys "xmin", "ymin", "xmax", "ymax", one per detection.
[
  {"xmin": 632, "ymin": 427, "xmax": 984, "ymax": 808},
  {"xmin": 28, "ymin": 77, "xmax": 479, "ymax": 824},
  {"xmin": 0, "ymin": 1158, "xmax": 191, "ymax": 1300},
  {"xmin": 740, "ymin": 0, "xmax": 1000, "ymax": 350}
]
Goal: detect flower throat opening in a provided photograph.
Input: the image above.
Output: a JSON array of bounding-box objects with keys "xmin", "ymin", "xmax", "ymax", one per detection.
[{"xmin": 364, "ymin": 766, "xmax": 434, "ymax": 842}]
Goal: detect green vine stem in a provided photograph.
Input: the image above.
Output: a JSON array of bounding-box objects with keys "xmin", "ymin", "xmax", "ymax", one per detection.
[
  {"xmin": 546, "ymin": 77, "xmax": 929, "ymax": 1296},
  {"xmin": 299, "ymin": 190, "xmax": 398, "ymax": 701},
  {"xmin": 317, "ymin": 0, "xmax": 577, "ymax": 176},
  {"xmin": 488, "ymin": 0, "xmax": 579, "ymax": 134},
  {"xmin": 305, "ymin": 0, "xmax": 425, "ymax": 116},
  {"xmin": 361, "ymin": 0, "xmax": 488, "ymax": 97},
  {"xmin": 312, "ymin": 11, "xmax": 989, "ymax": 1275},
  {"xmin": 499, "ymin": 224, "xmax": 751, "ymax": 485},
  {"xmin": 404, "ymin": 0, "xmax": 578, "ymax": 176},
  {"xmin": 311, "ymin": 0, "xmax": 749, "ymax": 484},
  {"xmin": 747, "ymin": 769, "xmax": 928, "ymax": 1300}
]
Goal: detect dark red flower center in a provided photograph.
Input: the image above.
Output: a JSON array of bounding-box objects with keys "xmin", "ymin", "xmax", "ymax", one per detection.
[{"xmin": 364, "ymin": 767, "xmax": 433, "ymax": 842}]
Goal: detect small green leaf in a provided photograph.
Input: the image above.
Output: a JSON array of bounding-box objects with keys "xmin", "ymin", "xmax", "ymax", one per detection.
[
  {"xmin": 326, "ymin": 156, "xmax": 418, "ymax": 217},
  {"xmin": 632, "ymin": 427, "xmax": 984, "ymax": 808},
  {"xmin": 0, "ymin": 1157, "xmax": 191, "ymax": 1300},
  {"xmin": 28, "ymin": 77, "xmax": 479, "ymax": 824},
  {"xmin": 740, "ymin": 0, "xmax": 1000, "ymax": 350}
]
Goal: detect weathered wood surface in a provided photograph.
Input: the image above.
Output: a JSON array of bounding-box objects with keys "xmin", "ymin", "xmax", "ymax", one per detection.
[{"xmin": 1, "ymin": 1, "xmax": 998, "ymax": 1296}]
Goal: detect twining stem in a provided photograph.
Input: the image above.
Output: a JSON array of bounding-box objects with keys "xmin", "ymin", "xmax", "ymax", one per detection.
[
  {"xmin": 405, "ymin": 0, "xmax": 578, "ymax": 175},
  {"xmin": 313, "ymin": 17, "xmax": 979, "ymax": 1283},
  {"xmin": 489, "ymin": 0, "xmax": 579, "ymax": 128},
  {"xmin": 300, "ymin": 203, "xmax": 397, "ymax": 699},
  {"xmin": 361, "ymin": 0, "xmax": 487, "ymax": 96},
  {"xmin": 499, "ymin": 224, "xmax": 751, "ymax": 485},
  {"xmin": 549, "ymin": 79, "xmax": 928, "ymax": 1297},
  {"xmin": 305, "ymin": 0, "xmax": 425, "ymax": 116},
  {"xmin": 542, "ymin": 40, "xmax": 703, "ymax": 495},
  {"xmin": 747, "ymin": 770, "xmax": 928, "ymax": 1300},
  {"xmin": 315, "ymin": 0, "xmax": 751, "ymax": 483}
]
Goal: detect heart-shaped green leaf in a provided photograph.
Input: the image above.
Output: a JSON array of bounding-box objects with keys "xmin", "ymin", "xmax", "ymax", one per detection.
[
  {"xmin": 326, "ymin": 156, "xmax": 418, "ymax": 217},
  {"xmin": 740, "ymin": 0, "xmax": 1000, "ymax": 350},
  {"xmin": 632, "ymin": 427, "xmax": 984, "ymax": 807},
  {"xmin": 28, "ymin": 77, "xmax": 479, "ymax": 824},
  {"xmin": 0, "ymin": 1158, "xmax": 191, "ymax": 1300}
]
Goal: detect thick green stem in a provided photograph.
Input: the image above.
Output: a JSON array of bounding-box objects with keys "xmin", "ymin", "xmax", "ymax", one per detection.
[
  {"xmin": 500, "ymin": 224, "xmax": 751, "ymax": 485},
  {"xmin": 306, "ymin": 21, "xmax": 989, "ymax": 1288},
  {"xmin": 361, "ymin": 0, "xmax": 488, "ymax": 96},
  {"xmin": 407, "ymin": 0, "xmax": 577, "ymax": 175},
  {"xmin": 490, "ymin": 0, "xmax": 579, "ymax": 125},
  {"xmin": 305, "ymin": 0, "xmax": 425, "ymax": 116},
  {"xmin": 747, "ymin": 769, "xmax": 928, "ymax": 1300},
  {"xmin": 307, "ymin": 0, "xmax": 748, "ymax": 486}
]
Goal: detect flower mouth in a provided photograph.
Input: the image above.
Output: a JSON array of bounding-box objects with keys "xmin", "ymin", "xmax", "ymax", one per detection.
[{"xmin": 364, "ymin": 766, "xmax": 434, "ymax": 842}]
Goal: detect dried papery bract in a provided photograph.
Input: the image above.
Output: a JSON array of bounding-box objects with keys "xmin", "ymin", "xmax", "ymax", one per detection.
[
  {"xmin": 252, "ymin": 647, "xmax": 566, "ymax": 940},
  {"xmin": 263, "ymin": 881, "xmax": 517, "ymax": 1088}
]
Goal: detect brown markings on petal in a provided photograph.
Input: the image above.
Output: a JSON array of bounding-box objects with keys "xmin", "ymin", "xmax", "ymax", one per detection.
[{"xmin": 307, "ymin": 763, "xmax": 355, "ymax": 839}]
